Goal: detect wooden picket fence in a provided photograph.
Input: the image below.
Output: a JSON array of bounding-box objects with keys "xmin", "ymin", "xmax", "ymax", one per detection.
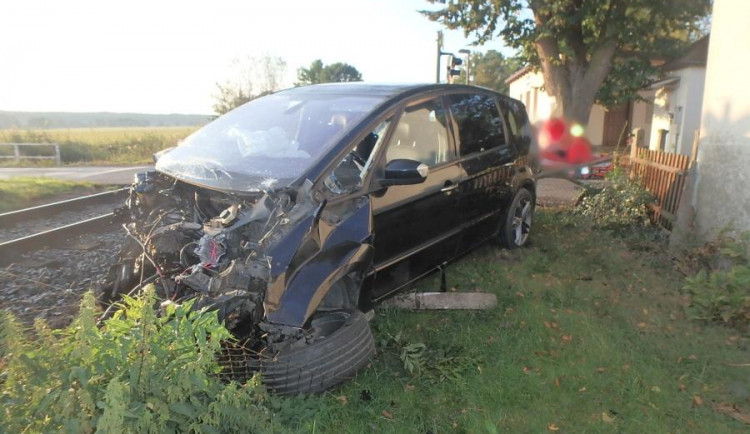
[{"xmin": 628, "ymin": 138, "xmax": 695, "ymax": 230}]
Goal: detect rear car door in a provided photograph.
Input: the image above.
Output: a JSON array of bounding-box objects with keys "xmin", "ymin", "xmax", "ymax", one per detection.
[
  {"xmin": 446, "ymin": 93, "xmax": 518, "ymax": 252},
  {"xmin": 368, "ymin": 96, "xmax": 463, "ymax": 301}
]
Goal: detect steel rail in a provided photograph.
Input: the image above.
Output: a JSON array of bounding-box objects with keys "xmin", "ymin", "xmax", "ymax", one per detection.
[
  {"xmin": 0, "ymin": 213, "xmax": 116, "ymax": 266},
  {"xmin": 0, "ymin": 187, "xmax": 128, "ymax": 227}
]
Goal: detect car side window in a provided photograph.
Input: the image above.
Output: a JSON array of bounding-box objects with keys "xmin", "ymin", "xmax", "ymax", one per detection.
[
  {"xmin": 504, "ymin": 99, "xmax": 533, "ymax": 154},
  {"xmin": 324, "ymin": 119, "xmax": 391, "ymax": 195},
  {"xmin": 447, "ymin": 93, "xmax": 507, "ymax": 156},
  {"xmin": 385, "ymin": 98, "xmax": 453, "ymax": 167}
]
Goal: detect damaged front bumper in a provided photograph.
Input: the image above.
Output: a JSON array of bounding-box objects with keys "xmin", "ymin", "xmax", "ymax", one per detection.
[{"xmin": 104, "ymin": 170, "xmax": 374, "ymax": 348}]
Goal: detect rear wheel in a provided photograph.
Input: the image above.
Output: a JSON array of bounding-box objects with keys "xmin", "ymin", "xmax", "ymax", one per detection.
[
  {"xmin": 500, "ymin": 188, "xmax": 534, "ymax": 249},
  {"xmin": 254, "ymin": 310, "xmax": 375, "ymax": 396}
]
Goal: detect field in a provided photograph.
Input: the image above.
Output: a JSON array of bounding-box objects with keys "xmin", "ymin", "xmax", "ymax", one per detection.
[{"xmin": 0, "ymin": 127, "xmax": 198, "ymax": 165}]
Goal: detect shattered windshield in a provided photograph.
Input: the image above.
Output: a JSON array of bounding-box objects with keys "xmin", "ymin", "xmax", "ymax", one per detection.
[{"xmin": 156, "ymin": 91, "xmax": 386, "ymax": 192}]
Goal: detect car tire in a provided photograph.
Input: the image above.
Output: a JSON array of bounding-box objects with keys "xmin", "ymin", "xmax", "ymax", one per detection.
[
  {"xmin": 254, "ymin": 310, "xmax": 375, "ymax": 396},
  {"xmin": 499, "ymin": 187, "xmax": 535, "ymax": 249}
]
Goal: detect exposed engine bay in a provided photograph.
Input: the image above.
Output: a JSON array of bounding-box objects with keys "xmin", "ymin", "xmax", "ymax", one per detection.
[{"xmin": 103, "ymin": 170, "xmax": 374, "ymax": 351}]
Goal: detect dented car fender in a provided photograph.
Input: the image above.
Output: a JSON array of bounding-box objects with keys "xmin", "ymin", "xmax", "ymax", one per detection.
[{"xmin": 264, "ymin": 197, "xmax": 374, "ymax": 327}]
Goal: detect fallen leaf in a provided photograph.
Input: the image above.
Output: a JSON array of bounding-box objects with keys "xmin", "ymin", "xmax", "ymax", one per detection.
[
  {"xmin": 382, "ymin": 410, "xmax": 393, "ymax": 420},
  {"xmin": 561, "ymin": 334, "xmax": 573, "ymax": 343},
  {"xmin": 596, "ymin": 367, "xmax": 607, "ymax": 373},
  {"xmin": 404, "ymin": 384, "xmax": 414, "ymax": 391},
  {"xmin": 523, "ymin": 366, "xmax": 533, "ymax": 374},
  {"xmin": 688, "ymin": 354, "xmax": 697, "ymax": 360},
  {"xmin": 516, "ymin": 292, "xmax": 525, "ymax": 298},
  {"xmin": 637, "ymin": 322, "xmax": 647, "ymax": 329},
  {"xmin": 602, "ymin": 412, "xmax": 615, "ymax": 423},
  {"xmin": 651, "ymin": 386, "xmax": 661, "ymax": 393},
  {"xmin": 579, "ymin": 386, "xmax": 587, "ymax": 392},
  {"xmin": 555, "ymin": 377, "xmax": 561, "ymax": 388},
  {"xmin": 693, "ymin": 395, "xmax": 704, "ymax": 407},
  {"xmin": 713, "ymin": 403, "xmax": 750, "ymax": 425},
  {"xmin": 679, "ymin": 384, "xmax": 687, "ymax": 392},
  {"xmin": 336, "ymin": 395, "xmax": 348, "ymax": 405},
  {"xmin": 621, "ymin": 364, "xmax": 631, "ymax": 372},
  {"xmin": 543, "ymin": 321, "xmax": 559, "ymax": 329},
  {"xmin": 548, "ymin": 423, "xmax": 560, "ymax": 431}
]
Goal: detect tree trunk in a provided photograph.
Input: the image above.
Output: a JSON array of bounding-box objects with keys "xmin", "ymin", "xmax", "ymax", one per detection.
[{"xmin": 534, "ymin": 36, "xmax": 617, "ymax": 126}]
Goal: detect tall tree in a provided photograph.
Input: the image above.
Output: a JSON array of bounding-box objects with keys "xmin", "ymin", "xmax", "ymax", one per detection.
[
  {"xmin": 423, "ymin": 0, "xmax": 710, "ymax": 125},
  {"xmin": 459, "ymin": 50, "xmax": 522, "ymax": 93},
  {"xmin": 296, "ymin": 60, "xmax": 363, "ymax": 85},
  {"xmin": 212, "ymin": 55, "xmax": 287, "ymax": 115}
]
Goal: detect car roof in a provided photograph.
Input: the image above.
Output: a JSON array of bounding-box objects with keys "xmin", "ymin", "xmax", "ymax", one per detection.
[{"xmin": 277, "ymin": 82, "xmax": 478, "ymax": 100}]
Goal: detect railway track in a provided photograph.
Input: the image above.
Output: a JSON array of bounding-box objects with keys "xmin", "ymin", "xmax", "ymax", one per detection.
[{"xmin": 0, "ymin": 188, "xmax": 128, "ymax": 265}]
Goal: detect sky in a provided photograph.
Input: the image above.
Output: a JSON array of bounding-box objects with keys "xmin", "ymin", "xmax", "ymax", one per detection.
[{"xmin": 0, "ymin": 0, "xmax": 512, "ymax": 115}]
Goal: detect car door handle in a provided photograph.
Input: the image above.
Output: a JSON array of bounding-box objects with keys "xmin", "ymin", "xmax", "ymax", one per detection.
[{"xmin": 441, "ymin": 182, "xmax": 459, "ymax": 193}]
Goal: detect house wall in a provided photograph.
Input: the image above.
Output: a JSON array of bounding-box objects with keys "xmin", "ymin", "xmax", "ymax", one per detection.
[
  {"xmin": 631, "ymin": 94, "xmax": 653, "ymax": 146},
  {"xmin": 650, "ymin": 87, "xmax": 673, "ymax": 151},
  {"xmin": 647, "ymin": 68, "xmax": 707, "ymax": 155},
  {"xmin": 676, "ymin": 67, "xmax": 706, "ymax": 154},
  {"xmin": 686, "ymin": 0, "xmax": 750, "ymax": 238},
  {"xmin": 508, "ymin": 72, "xmax": 555, "ymax": 124}
]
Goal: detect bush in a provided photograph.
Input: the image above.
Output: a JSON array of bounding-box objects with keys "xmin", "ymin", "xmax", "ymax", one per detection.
[
  {"xmin": 575, "ymin": 167, "xmax": 654, "ymax": 229},
  {"xmin": 0, "ymin": 286, "xmax": 279, "ymax": 433},
  {"xmin": 682, "ymin": 232, "xmax": 750, "ymax": 329}
]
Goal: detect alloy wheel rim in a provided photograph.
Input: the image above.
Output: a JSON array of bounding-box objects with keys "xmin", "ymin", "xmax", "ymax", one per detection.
[{"xmin": 511, "ymin": 198, "xmax": 532, "ymax": 246}]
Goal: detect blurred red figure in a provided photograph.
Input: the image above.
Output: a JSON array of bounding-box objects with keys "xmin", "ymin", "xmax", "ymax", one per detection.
[{"xmin": 537, "ymin": 117, "xmax": 592, "ymax": 166}]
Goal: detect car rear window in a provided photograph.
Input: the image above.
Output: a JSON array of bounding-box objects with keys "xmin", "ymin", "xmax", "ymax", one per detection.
[{"xmin": 447, "ymin": 93, "xmax": 507, "ymax": 156}]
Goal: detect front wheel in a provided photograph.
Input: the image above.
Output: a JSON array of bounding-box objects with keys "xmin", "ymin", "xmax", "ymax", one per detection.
[
  {"xmin": 254, "ymin": 310, "xmax": 375, "ymax": 395},
  {"xmin": 499, "ymin": 188, "xmax": 535, "ymax": 249}
]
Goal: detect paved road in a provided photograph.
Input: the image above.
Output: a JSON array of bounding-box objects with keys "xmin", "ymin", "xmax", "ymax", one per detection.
[{"xmin": 0, "ymin": 166, "xmax": 153, "ymax": 185}]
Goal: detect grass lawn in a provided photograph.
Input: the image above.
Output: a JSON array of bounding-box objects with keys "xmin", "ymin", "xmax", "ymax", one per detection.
[
  {"xmin": 276, "ymin": 210, "xmax": 750, "ymax": 433},
  {"xmin": 0, "ymin": 127, "xmax": 196, "ymax": 165},
  {"xmin": 0, "ymin": 176, "xmax": 98, "ymax": 212}
]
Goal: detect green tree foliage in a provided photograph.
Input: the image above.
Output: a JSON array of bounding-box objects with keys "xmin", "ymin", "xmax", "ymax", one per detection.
[
  {"xmin": 296, "ymin": 59, "xmax": 363, "ymax": 85},
  {"xmin": 213, "ymin": 55, "xmax": 287, "ymax": 115},
  {"xmin": 0, "ymin": 287, "xmax": 279, "ymax": 433},
  {"xmin": 458, "ymin": 50, "xmax": 522, "ymax": 93},
  {"xmin": 423, "ymin": 0, "xmax": 711, "ymax": 124}
]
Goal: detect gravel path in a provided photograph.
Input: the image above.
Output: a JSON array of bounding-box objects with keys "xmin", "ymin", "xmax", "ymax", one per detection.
[
  {"xmin": 0, "ymin": 203, "xmax": 119, "ymax": 243},
  {"xmin": 0, "ymin": 231, "xmax": 125, "ymax": 328}
]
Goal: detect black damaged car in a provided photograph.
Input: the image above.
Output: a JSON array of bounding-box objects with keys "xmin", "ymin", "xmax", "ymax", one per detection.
[{"xmin": 104, "ymin": 83, "xmax": 537, "ymax": 395}]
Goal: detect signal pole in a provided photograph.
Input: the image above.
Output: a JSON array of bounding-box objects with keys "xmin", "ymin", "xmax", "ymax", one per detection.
[{"xmin": 436, "ymin": 31, "xmax": 443, "ymax": 83}]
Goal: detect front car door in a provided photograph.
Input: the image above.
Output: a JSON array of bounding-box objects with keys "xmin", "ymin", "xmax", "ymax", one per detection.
[{"xmin": 368, "ymin": 95, "xmax": 463, "ymax": 301}]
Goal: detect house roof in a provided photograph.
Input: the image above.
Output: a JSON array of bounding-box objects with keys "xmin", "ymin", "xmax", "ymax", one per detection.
[
  {"xmin": 647, "ymin": 77, "xmax": 680, "ymax": 90},
  {"xmin": 662, "ymin": 35, "xmax": 710, "ymax": 72},
  {"xmin": 504, "ymin": 66, "xmax": 533, "ymax": 84}
]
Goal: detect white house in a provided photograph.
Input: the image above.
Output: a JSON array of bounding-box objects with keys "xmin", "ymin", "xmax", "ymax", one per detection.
[
  {"xmin": 645, "ymin": 36, "xmax": 708, "ymax": 155},
  {"xmin": 505, "ymin": 36, "xmax": 709, "ymax": 156}
]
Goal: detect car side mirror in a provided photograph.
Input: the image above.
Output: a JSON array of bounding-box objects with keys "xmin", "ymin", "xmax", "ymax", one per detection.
[{"xmin": 381, "ymin": 159, "xmax": 428, "ymax": 186}]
